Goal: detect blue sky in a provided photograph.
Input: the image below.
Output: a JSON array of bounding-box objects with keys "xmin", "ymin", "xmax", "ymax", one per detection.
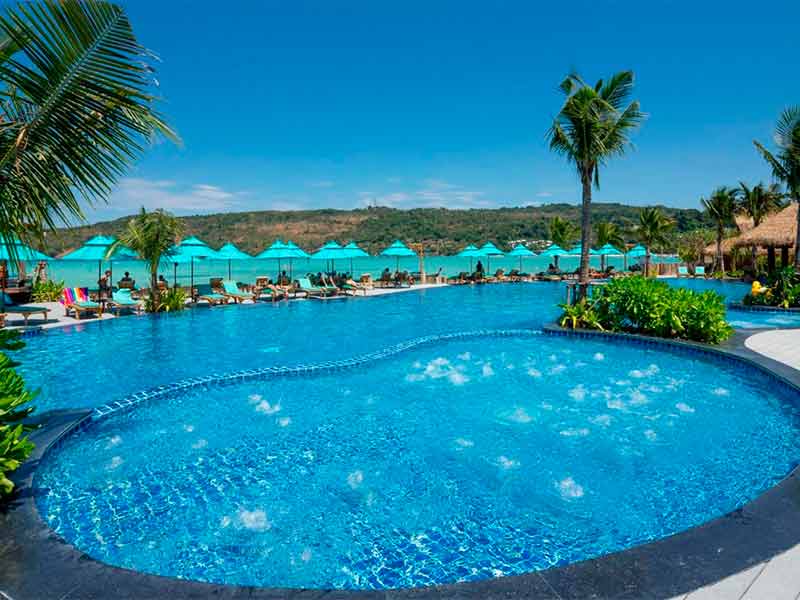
[{"xmin": 92, "ymin": 0, "xmax": 799, "ymax": 222}]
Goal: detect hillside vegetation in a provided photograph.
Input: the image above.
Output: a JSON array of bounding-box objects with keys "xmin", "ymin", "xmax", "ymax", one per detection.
[{"xmin": 47, "ymin": 203, "xmax": 710, "ymax": 255}]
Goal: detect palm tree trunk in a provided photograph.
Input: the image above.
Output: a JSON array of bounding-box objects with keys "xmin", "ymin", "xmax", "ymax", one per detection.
[
  {"xmin": 751, "ymin": 245, "xmax": 758, "ymax": 275},
  {"xmin": 794, "ymin": 197, "xmax": 800, "ymax": 271},
  {"xmin": 716, "ymin": 227, "xmax": 723, "ymax": 274},
  {"xmin": 150, "ymin": 266, "xmax": 159, "ymax": 306},
  {"xmin": 645, "ymin": 249, "xmax": 650, "ymax": 276},
  {"xmin": 578, "ymin": 169, "xmax": 592, "ymax": 299}
]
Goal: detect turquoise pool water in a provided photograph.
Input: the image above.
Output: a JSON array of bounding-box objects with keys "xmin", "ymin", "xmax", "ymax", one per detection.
[{"xmin": 36, "ymin": 333, "xmax": 800, "ymax": 589}]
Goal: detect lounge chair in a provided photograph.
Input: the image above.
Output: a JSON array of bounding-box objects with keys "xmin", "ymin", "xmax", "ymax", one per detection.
[
  {"xmin": 694, "ymin": 266, "xmax": 706, "ymax": 277},
  {"xmin": 195, "ymin": 283, "xmax": 227, "ymax": 305},
  {"xmin": 257, "ymin": 285, "xmax": 288, "ymax": 302},
  {"xmin": 0, "ymin": 292, "xmax": 50, "ymax": 326},
  {"xmin": 61, "ymin": 287, "xmax": 102, "ymax": 319},
  {"xmin": 297, "ymin": 277, "xmax": 335, "ymax": 298},
  {"xmin": 341, "ymin": 280, "xmax": 368, "ymax": 296},
  {"xmin": 221, "ymin": 280, "xmax": 256, "ymax": 303},
  {"xmin": 678, "ymin": 266, "xmax": 689, "ymax": 277},
  {"xmin": 447, "ymin": 272, "xmax": 469, "ymax": 285},
  {"xmin": 108, "ymin": 289, "xmax": 143, "ymax": 315}
]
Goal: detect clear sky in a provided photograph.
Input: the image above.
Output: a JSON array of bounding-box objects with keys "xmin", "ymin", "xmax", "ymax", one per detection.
[{"xmin": 90, "ymin": 0, "xmax": 800, "ymax": 222}]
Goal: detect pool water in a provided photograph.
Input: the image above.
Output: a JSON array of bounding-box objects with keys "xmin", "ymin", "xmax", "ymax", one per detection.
[{"xmin": 36, "ymin": 334, "xmax": 800, "ymax": 589}]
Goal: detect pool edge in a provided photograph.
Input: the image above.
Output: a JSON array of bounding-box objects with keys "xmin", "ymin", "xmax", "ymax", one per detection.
[{"xmin": 4, "ymin": 329, "xmax": 800, "ymax": 599}]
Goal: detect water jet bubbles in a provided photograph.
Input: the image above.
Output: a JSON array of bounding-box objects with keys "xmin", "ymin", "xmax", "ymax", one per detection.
[
  {"xmin": 593, "ymin": 352, "xmax": 605, "ymax": 361},
  {"xmin": 556, "ymin": 477, "xmax": 584, "ymax": 499},
  {"xmin": 347, "ymin": 470, "xmax": 364, "ymax": 489}
]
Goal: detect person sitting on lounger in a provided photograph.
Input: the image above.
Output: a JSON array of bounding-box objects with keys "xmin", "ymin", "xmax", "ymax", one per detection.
[
  {"xmin": 118, "ymin": 272, "xmax": 135, "ymax": 288},
  {"xmin": 546, "ymin": 263, "xmax": 559, "ymax": 275},
  {"xmin": 475, "ymin": 261, "xmax": 484, "ymax": 276},
  {"xmin": 158, "ymin": 274, "xmax": 169, "ymax": 288},
  {"xmin": 277, "ymin": 271, "xmax": 290, "ymax": 286}
]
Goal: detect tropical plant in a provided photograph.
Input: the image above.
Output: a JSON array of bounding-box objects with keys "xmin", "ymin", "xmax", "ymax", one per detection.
[
  {"xmin": 636, "ymin": 207, "xmax": 674, "ymax": 276},
  {"xmin": 107, "ymin": 208, "xmax": 183, "ymax": 309},
  {"xmin": 700, "ymin": 187, "xmax": 737, "ymax": 274},
  {"xmin": 155, "ymin": 287, "xmax": 187, "ymax": 312},
  {"xmin": 548, "ymin": 216, "xmax": 578, "ymax": 248},
  {"xmin": 677, "ymin": 229, "xmax": 714, "ymax": 271},
  {"xmin": 0, "ymin": 0, "xmax": 177, "ymax": 263},
  {"xmin": 744, "ymin": 266, "xmax": 800, "ymax": 308},
  {"xmin": 587, "ymin": 276, "xmax": 733, "ymax": 344},
  {"xmin": 558, "ymin": 298, "xmax": 604, "ymax": 330},
  {"xmin": 754, "ymin": 106, "xmax": 800, "ymax": 270},
  {"xmin": 547, "ymin": 70, "xmax": 644, "ymax": 296},
  {"xmin": 0, "ymin": 330, "xmax": 36, "ymax": 496},
  {"xmin": 594, "ymin": 221, "xmax": 625, "ymax": 270},
  {"xmin": 736, "ymin": 182, "xmax": 785, "ymax": 273},
  {"xmin": 31, "ymin": 279, "xmax": 64, "ymax": 302}
]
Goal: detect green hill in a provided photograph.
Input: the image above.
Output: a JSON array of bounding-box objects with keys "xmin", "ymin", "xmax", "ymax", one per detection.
[{"xmin": 47, "ymin": 203, "xmax": 709, "ymax": 256}]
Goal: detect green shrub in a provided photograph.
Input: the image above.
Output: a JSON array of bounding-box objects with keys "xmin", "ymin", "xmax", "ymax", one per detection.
[
  {"xmin": 144, "ymin": 288, "xmax": 187, "ymax": 313},
  {"xmin": 31, "ymin": 279, "xmax": 65, "ymax": 302},
  {"xmin": 0, "ymin": 330, "xmax": 36, "ymax": 496},
  {"xmin": 559, "ymin": 276, "xmax": 733, "ymax": 344},
  {"xmin": 743, "ymin": 267, "xmax": 800, "ymax": 308}
]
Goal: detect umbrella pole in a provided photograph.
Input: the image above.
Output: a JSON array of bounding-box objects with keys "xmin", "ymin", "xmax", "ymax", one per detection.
[
  {"xmin": 190, "ymin": 257, "xmax": 195, "ymax": 301},
  {"xmin": 228, "ymin": 258, "xmax": 232, "ymax": 280},
  {"xmin": 173, "ymin": 262, "xmax": 177, "ymax": 289}
]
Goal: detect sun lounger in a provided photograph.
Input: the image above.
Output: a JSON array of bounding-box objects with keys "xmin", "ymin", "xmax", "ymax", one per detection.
[
  {"xmin": 0, "ymin": 293, "xmax": 50, "ymax": 325},
  {"xmin": 195, "ymin": 283, "xmax": 227, "ymax": 305},
  {"xmin": 694, "ymin": 266, "xmax": 706, "ymax": 277},
  {"xmin": 108, "ymin": 289, "xmax": 143, "ymax": 315},
  {"xmin": 297, "ymin": 277, "xmax": 335, "ymax": 298},
  {"xmin": 221, "ymin": 280, "xmax": 256, "ymax": 303},
  {"xmin": 678, "ymin": 266, "xmax": 689, "ymax": 277},
  {"xmin": 61, "ymin": 287, "xmax": 102, "ymax": 319}
]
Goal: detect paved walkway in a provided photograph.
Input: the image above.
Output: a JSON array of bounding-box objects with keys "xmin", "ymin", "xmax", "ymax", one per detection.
[{"xmin": 671, "ymin": 328, "xmax": 800, "ymax": 600}]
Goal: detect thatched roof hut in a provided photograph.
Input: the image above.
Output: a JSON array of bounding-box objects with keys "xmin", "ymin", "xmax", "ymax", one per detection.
[
  {"xmin": 733, "ymin": 203, "xmax": 797, "ymax": 250},
  {"xmin": 702, "ymin": 214, "xmax": 756, "ymax": 256}
]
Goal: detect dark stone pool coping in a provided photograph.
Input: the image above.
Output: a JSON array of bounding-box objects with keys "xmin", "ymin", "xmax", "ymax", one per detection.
[
  {"xmin": 4, "ymin": 328, "xmax": 800, "ymax": 599},
  {"xmin": 728, "ymin": 301, "xmax": 800, "ymax": 313}
]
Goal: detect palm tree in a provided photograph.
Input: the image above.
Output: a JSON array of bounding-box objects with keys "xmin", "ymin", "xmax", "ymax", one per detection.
[
  {"xmin": 594, "ymin": 221, "xmax": 625, "ymax": 271},
  {"xmin": 637, "ymin": 207, "xmax": 674, "ymax": 276},
  {"xmin": 547, "ymin": 71, "xmax": 644, "ymax": 296},
  {"xmin": 107, "ymin": 208, "xmax": 183, "ymax": 307},
  {"xmin": 701, "ymin": 187, "xmax": 737, "ymax": 274},
  {"xmin": 754, "ymin": 107, "xmax": 800, "ymax": 270},
  {"xmin": 548, "ymin": 216, "xmax": 578, "ymax": 248},
  {"xmin": 737, "ymin": 181, "xmax": 785, "ymax": 273},
  {"xmin": 0, "ymin": 0, "xmax": 177, "ymax": 260}
]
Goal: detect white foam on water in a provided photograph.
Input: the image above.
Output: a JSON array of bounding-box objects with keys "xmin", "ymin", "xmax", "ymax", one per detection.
[
  {"xmin": 105, "ymin": 435, "xmax": 122, "ymax": 449},
  {"xmin": 407, "ymin": 357, "xmax": 471, "ymax": 386},
  {"xmin": 256, "ymin": 400, "xmax": 281, "ymax": 415},
  {"xmin": 508, "ymin": 407, "xmax": 532, "ymax": 423},
  {"xmin": 302, "ymin": 450, "xmax": 315, "ymax": 461},
  {"xmin": 568, "ymin": 385, "xmax": 586, "ymax": 401},
  {"xmin": 448, "ymin": 371, "xmax": 469, "ymax": 385},
  {"xmin": 560, "ymin": 428, "xmax": 590, "ymax": 437},
  {"xmin": 497, "ymin": 456, "xmax": 519, "ymax": 470},
  {"xmin": 340, "ymin": 388, "xmax": 352, "ymax": 396},
  {"xmin": 573, "ymin": 361, "xmax": 587, "ymax": 368},
  {"xmin": 220, "ymin": 515, "xmax": 232, "ymax": 528},
  {"xmin": 548, "ymin": 354, "xmax": 558, "ymax": 362},
  {"xmin": 644, "ymin": 429, "xmax": 658, "ymax": 441},
  {"xmin": 607, "ymin": 398, "xmax": 625, "ymax": 410},
  {"xmin": 405, "ymin": 373, "xmax": 425, "ymax": 382},
  {"xmin": 556, "ymin": 477, "xmax": 584, "ymax": 499},
  {"xmin": 593, "ymin": 352, "xmax": 605, "ymax": 361},
  {"xmin": 277, "ymin": 417, "xmax": 292, "ymax": 427},
  {"xmin": 628, "ymin": 389, "xmax": 648, "ymax": 405},
  {"xmin": 481, "ymin": 363, "xmax": 495, "ymax": 377},
  {"xmin": 107, "ymin": 456, "xmax": 123, "ymax": 470},
  {"xmin": 540, "ymin": 402, "xmax": 553, "ymax": 410},
  {"xmin": 455, "ymin": 437, "xmax": 474, "ymax": 448},
  {"xmin": 676, "ymin": 402, "xmax": 695, "ymax": 413},
  {"xmin": 192, "ymin": 439, "xmax": 208, "ymax": 449},
  {"xmin": 629, "ymin": 364, "xmax": 660, "ymax": 378},
  {"xmin": 412, "ymin": 361, "xmax": 422, "ymax": 368},
  {"xmin": 505, "ymin": 364, "xmax": 515, "ymax": 370},
  {"xmin": 491, "ymin": 569, "xmax": 505, "ymax": 578},
  {"xmin": 183, "ymin": 424, "xmax": 195, "ymax": 433},
  {"xmin": 641, "ymin": 384, "xmax": 663, "ymax": 393},
  {"xmin": 591, "ymin": 387, "xmax": 612, "ymax": 401},
  {"xmin": 527, "ymin": 368, "xmax": 542, "ymax": 378},
  {"xmin": 347, "ymin": 470, "xmax": 364, "ymax": 489},
  {"xmin": 548, "ymin": 364, "xmax": 566, "ymax": 375},
  {"xmin": 301, "ymin": 548, "xmax": 312, "ymax": 562},
  {"xmin": 613, "ymin": 379, "xmax": 632, "ymax": 386},
  {"xmin": 712, "ymin": 387, "xmax": 730, "ymax": 396},
  {"xmin": 248, "ymin": 394, "xmax": 262, "ymax": 404},
  {"xmin": 238, "ymin": 508, "xmax": 271, "ymax": 531},
  {"xmin": 456, "ymin": 352, "xmax": 472, "ymax": 361},
  {"xmin": 590, "ymin": 414, "xmax": 611, "ymax": 427}
]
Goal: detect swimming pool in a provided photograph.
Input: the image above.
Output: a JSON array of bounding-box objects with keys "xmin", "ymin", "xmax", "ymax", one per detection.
[{"xmin": 35, "ymin": 332, "xmax": 800, "ymax": 589}]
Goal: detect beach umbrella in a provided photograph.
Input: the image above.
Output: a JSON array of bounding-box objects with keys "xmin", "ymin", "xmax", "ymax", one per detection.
[
  {"xmin": 380, "ymin": 240, "xmax": 417, "ymax": 271},
  {"xmin": 61, "ymin": 235, "xmax": 137, "ymax": 286},
  {"xmin": 539, "ymin": 243, "xmax": 567, "ymax": 269},
  {"xmin": 565, "ymin": 244, "xmax": 601, "ymax": 256},
  {"xmin": 169, "ymin": 236, "xmax": 220, "ymax": 297},
  {"xmin": 625, "ymin": 244, "xmax": 647, "ymax": 271},
  {"xmin": 258, "ymin": 240, "xmax": 309, "ymax": 280},
  {"xmin": 311, "ymin": 241, "xmax": 345, "ymax": 273},
  {"xmin": 595, "ymin": 243, "xmax": 623, "ymax": 271},
  {"xmin": 507, "ymin": 244, "xmax": 536, "ymax": 271},
  {"xmin": 456, "ymin": 244, "xmax": 481, "ymax": 272},
  {"xmin": 216, "ymin": 242, "xmax": 252, "ymax": 279},
  {"xmin": 341, "ymin": 241, "xmax": 369, "ymax": 274},
  {"xmin": 477, "ymin": 242, "xmax": 505, "ymax": 272},
  {"xmin": 0, "ymin": 238, "xmax": 53, "ymax": 310}
]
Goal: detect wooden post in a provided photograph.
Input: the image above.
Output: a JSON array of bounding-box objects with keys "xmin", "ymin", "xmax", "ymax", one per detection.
[
  {"xmin": 781, "ymin": 246, "xmax": 789, "ymax": 268},
  {"xmin": 767, "ymin": 246, "xmax": 776, "ymax": 273},
  {"xmin": 409, "ymin": 243, "xmax": 425, "ymax": 283}
]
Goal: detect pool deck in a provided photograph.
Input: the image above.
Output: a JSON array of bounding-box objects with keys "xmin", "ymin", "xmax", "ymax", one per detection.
[{"xmin": 669, "ymin": 328, "xmax": 800, "ymax": 600}]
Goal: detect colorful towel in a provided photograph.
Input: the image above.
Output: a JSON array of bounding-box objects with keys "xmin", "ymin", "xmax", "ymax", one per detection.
[{"xmin": 61, "ymin": 287, "xmax": 91, "ymax": 305}]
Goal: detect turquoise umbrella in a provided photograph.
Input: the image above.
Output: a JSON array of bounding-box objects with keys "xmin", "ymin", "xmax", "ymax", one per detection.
[
  {"xmin": 169, "ymin": 236, "xmax": 220, "ymax": 297},
  {"xmin": 595, "ymin": 243, "xmax": 623, "ymax": 271},
  {"xmin": 477, "ymin": 242, "xmax": 505, "ymax": 272},
  {"xmin": 507, "ymin": 244, "xmax": 536, "ymax": 271},
  {"xmin": 566, "ymin": 244, "xmax": 600, "ymax": 256},
  {"xmin": 216, "ymin": 242, "xmax": 252, "ymax": 279},
  {"xmin": 258, "ymin": 240, "xmax": 309, "ymax": 280},
  {"xmin": 380, "ymin": 240, "xmax": 417, "ymax": 271},
  {"xmin": 626, "ymin": 244, "xmax": 647, "ymax": 257},
  {"xmin": 61, "ymin": 235, "xmax": 137, "ymax": 286},
  {"xmin": 342, "ymin": 241, "xmax": 369, "ymax": 274},
  {"xmin": 539, "ymin": 243, "xmax": 567, "ymax": 269},
  {"xmin": 312, "ymin": 241, "xmax": 345, "ymax": 272},
  {"xmin": 0, "ymin": 238, "xmax": 52, "ymax": 310},
  {"xmin": 456, "ymin": 244, "xmax": 481, "ymax": 271}
]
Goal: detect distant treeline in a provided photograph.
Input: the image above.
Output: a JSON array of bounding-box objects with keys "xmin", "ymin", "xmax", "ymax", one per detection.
[{"xmin": 47, "ymin": 203, "xmax": 710, "ymax": 256}]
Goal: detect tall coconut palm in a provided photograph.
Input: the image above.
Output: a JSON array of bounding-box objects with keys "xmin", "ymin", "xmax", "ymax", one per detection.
[
  {"xmin": 547, "ymin": 71, "xmax": 644, "ymax": 297},
  {"xmin": 0, "ymin": 0, "xmax": 177, "ymax": 261},
  {"xmin": 107, "ymin": 208, "xmax": 183, "ymax": 307},
  {"xmin": 701, "ymin": 187, "xmax": 737, "ymax": 274},
  {"xmin": 637, "ymin": 207, "xmax": 674, "ymax": 276},
  {"xmin": 736, "ymin": 181, "xmax": 785, "ymax": 273},
  {"xmin": 594, "ymin": 221, "xmax": 625, "ymax": 271},
  {"xmin": 548, "ymin": 216, "xmax": 578, "ymax": 248},
  {"xmin": 754, "ymin": 107, "xmax": 800, "ymax": 270}
]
